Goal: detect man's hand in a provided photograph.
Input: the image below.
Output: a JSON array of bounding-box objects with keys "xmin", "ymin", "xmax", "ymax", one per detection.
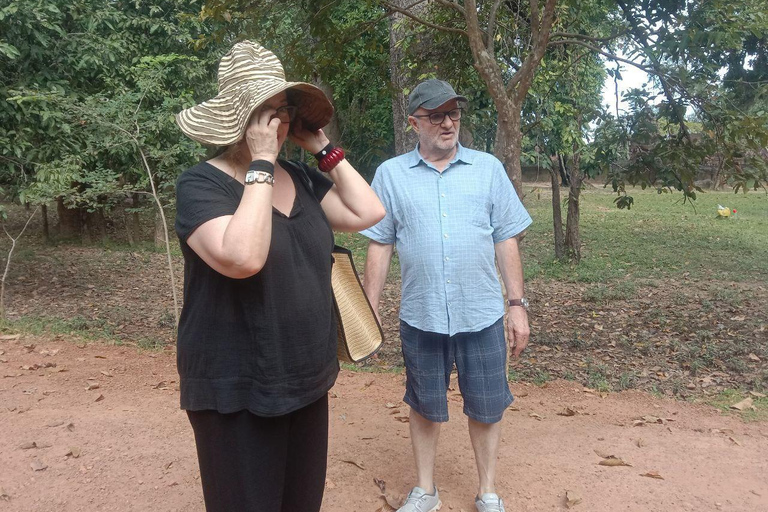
[{"xmin": 506, "ymin": 307, "xmax": 530, "ymax": 358}]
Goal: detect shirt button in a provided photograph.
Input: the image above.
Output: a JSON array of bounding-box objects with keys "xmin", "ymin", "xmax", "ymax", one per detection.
[
  {"xmin": 444, "ymin": 233, "xmax": 449, "ymax": 238},
  {"xmin": 446, "ymin": 280, "xmax": 451, "ymax": 284},
  {"xmin": 445, "ymin": 257, "xmax": 449, "ymax": 261},
  {"xmin": 441, "ymin": 194, "xmax": 445, "ymax": 198},
  {"xmin": 448, "ymin": 302, "xmax": 452, "ymax": 306},
  {"xmin": 442, "ymin": 213, "xmax": 447, "ymax": 217}
]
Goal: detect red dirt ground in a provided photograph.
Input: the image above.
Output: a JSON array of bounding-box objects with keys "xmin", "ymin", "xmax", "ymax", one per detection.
[{"xmin": 1, "ymin": 334, "xmax": 767, "ymax": 512}]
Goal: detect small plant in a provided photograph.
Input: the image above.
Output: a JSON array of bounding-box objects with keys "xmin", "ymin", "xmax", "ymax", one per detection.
[
  {"xmin": 533, "ymin": 370, "xmax": 551, "ymax": 386},
  {"xmin": 617, "ymin": 371, "xmax": 637, "ymax": 391}
]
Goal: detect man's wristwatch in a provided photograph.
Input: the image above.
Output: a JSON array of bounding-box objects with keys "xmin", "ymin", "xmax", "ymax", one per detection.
[{"xmin": 507, "ymin": 298, "xmax": 529, "ymax": 310}]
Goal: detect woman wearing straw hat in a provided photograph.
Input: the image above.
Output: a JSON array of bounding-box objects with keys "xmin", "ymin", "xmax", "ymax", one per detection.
[{"xmin": 174, "ymin": 41, "xmax": 385, "ymax": 512}]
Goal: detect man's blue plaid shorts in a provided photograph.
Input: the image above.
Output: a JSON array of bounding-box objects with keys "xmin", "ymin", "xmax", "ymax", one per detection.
[{"xmin": 400, "ymin": 317, "xmax": 513, "ymax": 423}]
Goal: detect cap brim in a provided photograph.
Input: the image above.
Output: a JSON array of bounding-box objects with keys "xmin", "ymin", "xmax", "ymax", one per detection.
[
  {"xmin": 176, "ymin": 81, "xmax": 334, "ymax": 146},
  {"xmin": 418, "ymin": 93, "xmax": 468, "ymax": 112}
]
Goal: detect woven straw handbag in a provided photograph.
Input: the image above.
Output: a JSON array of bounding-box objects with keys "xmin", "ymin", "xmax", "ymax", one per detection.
[{"xmin": 331, "ymin": 245, "xmax": 384, "ymax": 363}]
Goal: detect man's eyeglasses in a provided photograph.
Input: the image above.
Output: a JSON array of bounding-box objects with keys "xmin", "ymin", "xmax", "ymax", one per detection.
[
  {"xmin": 412, "ymin": 108, "xmax": 463, "ymax": 125},
  {"xmin": 272, "ymin": 106, "xmax": 298, "ymax": 123}
]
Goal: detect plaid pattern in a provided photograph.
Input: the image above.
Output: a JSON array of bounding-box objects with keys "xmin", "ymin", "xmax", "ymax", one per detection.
[
  {"xmin": 400, "ymin": 318, "xmax": 513, "ymax": 423},
  {"xmin": 361, "ymin": 144, "xmax": 532, "ymax": 336}
]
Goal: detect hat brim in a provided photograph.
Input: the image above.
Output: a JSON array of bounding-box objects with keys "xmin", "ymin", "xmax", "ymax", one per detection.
[
  {"xmin": 176, "ymin": 81, "xmax": 334, "ymax": 146},
  {"xmin": 411, "ymin": 93, "xmax": 468, "ymax": 114}
]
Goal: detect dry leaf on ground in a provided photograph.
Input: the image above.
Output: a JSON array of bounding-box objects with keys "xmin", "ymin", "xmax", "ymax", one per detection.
[
  {"xmin": 30, "ymin": 460, "xmax": 47, "ymax": 471},
  {"xmin": 598, "ymin": 456, "xmax": 632, "ymax": 467},
  {"xmin": 565, "ymin": 490, "xmax": 582, "ymax": 508},
  {"xmin": 341, "ymin": 459, "xmax": 365, "ymax": 470},
  {"xmin": 641, "ymin": 471, "xmax": 664, "ymax": 480},
  {"xmin": 730, "ymin": 398, "xmax": 753, "ymax": 411}
]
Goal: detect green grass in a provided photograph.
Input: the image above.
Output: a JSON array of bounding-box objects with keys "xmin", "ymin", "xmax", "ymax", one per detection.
[
  {"xmin": 0, "ymin": 315, "xmax": 169, "ymax": 351},
  {"xmin": 522, "ymin": 186, "xmax": 768, "ymax": 283},
  {"xmin": 334, "ymin": 231, "xmax": 401, "ymax": 277},
  {"xmin": 1, "ymin": 315, "xmax": 119, "ymax": 342},
  {"xmin": 705, "ymin": 389, "xmax": 768, "ymax": 422}
]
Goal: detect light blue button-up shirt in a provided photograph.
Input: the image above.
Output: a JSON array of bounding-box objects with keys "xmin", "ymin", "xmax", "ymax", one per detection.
[{"xmin": 361, "ymin": 144, "xmax": 532, "ymax": 336}]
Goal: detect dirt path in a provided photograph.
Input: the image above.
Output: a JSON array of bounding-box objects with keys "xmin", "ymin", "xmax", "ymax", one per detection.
[{"xmin": 1, "ymin": 335, "xmax": 767, "ymax": 512}]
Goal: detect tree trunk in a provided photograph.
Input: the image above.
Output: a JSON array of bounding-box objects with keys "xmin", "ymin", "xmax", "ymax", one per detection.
[
  {"xmin": 56, "ymin": 197, "xmax": 81, "ymax": 239},
  {"xmin": 548, "ymin": 165, "xmax": 565, "ymax": 260},
  {"xmin": 495, "ymin": 106, "xmax": 524, "ymax": 199},
  {"xmin": 154, "ymin": 208, "xmax": 165, "ymax": 250},
  {"xmin": 389, "ymin": 0, "xmax": 420, "ymax": 155},
  {"xmin": 41, "ymin": 204, "xmax": 49, "ymax": 243},
  {"xmin": 314, "ymin": 76, "xmax": 342, "ymax": 144},
  {"xmin": 565, "ymin": 151, "xmax": 583, "ymax": 262},
  {"xmin": 127, "ymin": 193, "xmax": 142, "ymax": 245}
]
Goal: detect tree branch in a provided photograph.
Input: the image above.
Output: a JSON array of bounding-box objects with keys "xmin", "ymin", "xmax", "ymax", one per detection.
[
  {"xmin": 433, "ymin": 0, "xmax": 465, "ymax": 16},
  {"xmin": 550, "ymin": 30, "xmax": 629, "ymax": 43},
  {"xmin": 381, "ymin": 0, "xmax": 468, "ymax": 36},
  {"xmin": 487, "ymin": 0, "xmax": 503, "ymax": 54}
]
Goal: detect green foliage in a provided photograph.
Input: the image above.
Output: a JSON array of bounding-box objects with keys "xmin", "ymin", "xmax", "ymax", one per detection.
[{"xmin": 0, "ymin": 0, "xmax": 227, "ymax": 229}]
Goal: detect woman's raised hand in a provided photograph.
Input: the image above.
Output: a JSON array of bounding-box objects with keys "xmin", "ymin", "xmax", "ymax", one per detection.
[
  {"xmin": 288, "ymin": 118, "xmax": 330, "ymax": 154},
  {"xmin": 245, "ymin": 108, "xmax": 281, "ymax": 163}
]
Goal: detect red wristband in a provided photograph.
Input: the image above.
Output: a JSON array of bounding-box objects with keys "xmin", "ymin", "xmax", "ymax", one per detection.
[{"xmin": 318, "ymin": 147, "xmax": 345, "ymax": 173}]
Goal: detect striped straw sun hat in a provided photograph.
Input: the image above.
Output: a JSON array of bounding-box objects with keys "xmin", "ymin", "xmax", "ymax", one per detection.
[{"xmin": 176, "ymin": 41, "xmax": 334, "ymax": 146}]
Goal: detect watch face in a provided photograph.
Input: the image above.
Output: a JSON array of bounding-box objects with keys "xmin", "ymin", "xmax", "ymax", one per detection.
[
  {"xmin": 244, "ymin": 170, "xmax": 256, "ymax": 184},
  {"xmin": 521, "ymin": 297, "xmax": 530, "ymax": 308}
]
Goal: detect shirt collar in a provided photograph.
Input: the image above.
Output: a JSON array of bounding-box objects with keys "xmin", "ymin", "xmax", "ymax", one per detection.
[{"xmin": 407, "ymin": 143, "xmax": 475, "ymax": 169}]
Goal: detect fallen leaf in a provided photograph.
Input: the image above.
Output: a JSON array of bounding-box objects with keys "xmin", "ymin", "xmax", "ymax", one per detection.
[
  {"xmin": 0, "ymin": 334, "xmax": 21, "ymax": 340},
  {"xmin": 66, "ymin": 423, "xmax": 75, "ymax": 432},
  {"xmin": 94, "ymin": 355, "xmax": 107, "ymax": 359},
  {"xmin": 46, "ymin": 420, "xmax": 65, "ymax": 428},
  {"xmin": 594, "ymin": 449, "xmax": 615, "ymax": 459},
  {"xmin": 385, "ymin": 402, "xmax": 398, "ymax": 409},
  {"xmin": 394, "ymin": 415, "xmax": 409, "ymax": 423},
  {"xmin": 153, "ymin": 381, "xmax": 167, "ymax": 389},
  {"xmin": 19, "ymin": 441, "xmax": 37, "ymax": 450},
  {"xmin": 100, "ymin": 370, "xmax": 113, "ymax": 377},
  {"xmin": 728, "ymin": 436, "xmax": 741, "ymax": 446},
  {"xmin": 529, "ymin": 413, "xmax": 543, "ymax": 421},
  {"xmin": 94, "ymin": 394, "xmax": 105, "ymax": 402},
  {"xmin": 730, "ymin": 397, "xmax": 753, "ymax": 411},
  {"xmin": 635, "ymin": 438, "xmax": 646, "ymax": 448},
  {"xmin": 598, "ymin": 456, "xmax": 632, "ymax": 467},
  {"xmin": 641, "ymin": 471, "xmax": 664, "ymax": 480},
  {"xmin": 341, "ymin": 459, "xmax": 365, "ymax": 470},
  {"xmin": 565, "ymin": 490, "xmax": 582, "ymax": 508},
  {"xmin": 30, "ymin": 460, "xmax": 48, "ymax": 471},
  {"xmin": 86, "ymin": 382, "xmax": 100, "ymax": 391},
  {"xmin": 0, "ymin": 488, "xmax": 8, "ymax": 501},
  {"xmin": 749, "ymin": 391, "xmax": 766, "ymax": 398},
  {"xmin": 66, "ymin": 447, "xmax": 82, "ymax": 458},
  {"xmin": 558, "ymin": 407, "xmax": 579, "ymax": 417},
  {"xmin": 748, "ymin": 353, "xmax": 760, "ymax": 362}
]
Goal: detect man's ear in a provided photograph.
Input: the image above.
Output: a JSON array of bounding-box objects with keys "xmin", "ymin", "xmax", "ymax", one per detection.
[{"xmin": 407, "ymin": 116, "xmax": 419, "ymax": 133}]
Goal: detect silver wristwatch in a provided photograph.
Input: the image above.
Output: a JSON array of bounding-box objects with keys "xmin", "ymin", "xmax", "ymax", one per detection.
[
  {"xmin": 244, "ymin": 170, "xmax": 274, "ymax": 186},
  {"xmin": 507, "ymin": 298, "xmax": 529, "ymax": 310}
]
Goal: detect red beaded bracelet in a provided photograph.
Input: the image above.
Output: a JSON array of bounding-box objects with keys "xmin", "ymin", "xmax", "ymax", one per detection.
[{"xmin": 318, "ymin": 147, "xmax": 345, "ymax": 173}]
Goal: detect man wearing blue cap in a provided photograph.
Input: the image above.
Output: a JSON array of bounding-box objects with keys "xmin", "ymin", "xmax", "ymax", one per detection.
[{"xmin": 361, "ymin": 79, "xmax": 532, "ymax": 512}]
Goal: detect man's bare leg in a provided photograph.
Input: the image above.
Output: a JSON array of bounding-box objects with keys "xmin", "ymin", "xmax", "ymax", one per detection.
[
  {"xmin": 468, "ymin": 417, "xmax": 502, "ymax": 495},
  {"xmin": 409, "ymin": 408, "xmax": 441, "ymax": 493}
]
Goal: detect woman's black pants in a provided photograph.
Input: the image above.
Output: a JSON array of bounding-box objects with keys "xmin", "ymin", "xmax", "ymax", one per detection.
[{"xmin": 187, "ymin": 394, "xmax": 329, "ymax": 512}]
